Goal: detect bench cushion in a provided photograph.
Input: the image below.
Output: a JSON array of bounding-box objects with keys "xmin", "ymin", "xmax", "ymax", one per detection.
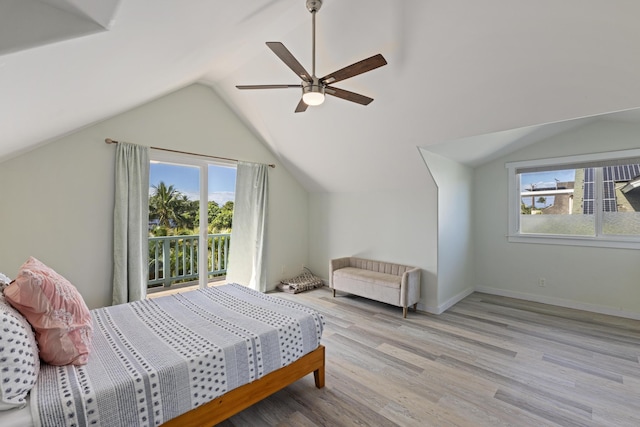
[{"xmin": 333, "ymin": 267, "xmax": 401, "ymax": 289}]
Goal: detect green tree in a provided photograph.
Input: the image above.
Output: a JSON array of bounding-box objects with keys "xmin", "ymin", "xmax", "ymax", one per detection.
[
  {"xmin": 211, "ymin": 201, "xmax": 234, "ymax": 232},
  {"xmin": 199, "ymin": 200, "xmax": 220, "ymax": 225},
  {"xmin": 537, "ymin": 196, "xmax": 547, "ymax": 208},
  {"xmin": 208, "ymin": 201, "xmax": 221, "ymax": 224},
  {"xmin": 149, "ymin": 182, "xmax": 190, "ymax": 231},
  {"xmin": 175, "ymin": 195, "xmax": 198, "ymax": 231}
]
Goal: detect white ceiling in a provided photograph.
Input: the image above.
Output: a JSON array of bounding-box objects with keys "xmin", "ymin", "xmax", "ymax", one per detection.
[{"xmin": 3, "ymin": 0, "xmax": 640, "ymax": 192}]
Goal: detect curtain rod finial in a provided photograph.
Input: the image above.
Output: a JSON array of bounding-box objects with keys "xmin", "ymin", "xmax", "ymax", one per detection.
[{"xmin": 105, "ymin": 138, "xmax": 117, "ymax": 144}]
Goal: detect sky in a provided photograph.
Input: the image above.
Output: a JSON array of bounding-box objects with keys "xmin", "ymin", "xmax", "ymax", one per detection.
[
  {"xmin": 520, "ymin": 169, "xmax": 575, "ymax": 189},
  {"xmin": 149, "ymin": 162, "xmax": 236, "ymax": 205},
  {"xmin": 520, "ymin": 168, "xmax": 576, "ymax": 208}
]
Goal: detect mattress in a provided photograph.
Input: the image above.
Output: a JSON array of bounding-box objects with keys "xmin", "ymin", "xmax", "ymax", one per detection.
[{"xmin": 21, "ymin": 284, "xmax": 323, "ymax": 427}]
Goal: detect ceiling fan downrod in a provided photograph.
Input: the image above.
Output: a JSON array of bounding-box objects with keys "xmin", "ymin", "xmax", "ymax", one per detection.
[
  {"xmin": 304, "ymin": 0, "xmax": 324, "ymax": 105},
  {"xmin": 306, "ymin": 0, "xmax": 322, "ymax": 77}
]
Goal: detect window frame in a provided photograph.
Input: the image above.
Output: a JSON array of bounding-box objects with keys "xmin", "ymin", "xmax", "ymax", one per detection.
[
  {"xmin": 506, "ymin": 148, "xmax": 640, "ymax": 249},
  {"xmin": 149, "ymin": 149, "xmax": 236, "ymax": 287}
]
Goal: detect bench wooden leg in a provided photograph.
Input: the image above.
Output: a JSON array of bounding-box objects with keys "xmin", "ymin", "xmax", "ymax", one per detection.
[
  {"xmin": 403, "ymin": 306, "xmax": 407, "ymax": 318},
  {"xmin": 413, "ymin": 303, "xmax": 418, "ymax": 312},
  {"xmin": 332, "ymin": 289, "xmax": 335, "ymax": 297}
]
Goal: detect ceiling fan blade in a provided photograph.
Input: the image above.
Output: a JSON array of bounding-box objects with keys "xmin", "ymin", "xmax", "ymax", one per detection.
[
  {"xmin": 325, "ymin": 87, "xmax": 374, "ymax": 106},
  {"xmin": 266, "ymin": 42, "xmax": 312, "ymax": 82},
  {"xmin": 321, "ymin": 54, "xmax": 387, "ymax": 85},
  {"xmin": 295, "ymin": 98, "xmax": 308, "ymax": 113},
  {"xmin": 236, "ymin": 84, "xmax": 301, "ymax": 90}
]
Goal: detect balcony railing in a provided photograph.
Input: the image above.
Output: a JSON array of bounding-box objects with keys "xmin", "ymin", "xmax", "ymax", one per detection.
[{"xmin": 148, "ymin": 233, "xmax": 230, "ymax": 289}]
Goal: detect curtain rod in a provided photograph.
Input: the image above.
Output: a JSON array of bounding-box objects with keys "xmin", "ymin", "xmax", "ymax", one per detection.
[{"xmin": 104, "ymin": 138, "xmax": 275, "ymax": 168}]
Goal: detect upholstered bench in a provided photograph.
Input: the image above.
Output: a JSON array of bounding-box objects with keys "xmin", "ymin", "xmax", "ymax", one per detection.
[{"xmin": 329, "ymin": 257, "xmax": 421, "ymax": 318}]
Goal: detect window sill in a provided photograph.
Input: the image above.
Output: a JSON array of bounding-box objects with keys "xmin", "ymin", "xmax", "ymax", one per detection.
[{"xmin": 507, "ymin": 234, "xmax": 640, "ymax": 250}]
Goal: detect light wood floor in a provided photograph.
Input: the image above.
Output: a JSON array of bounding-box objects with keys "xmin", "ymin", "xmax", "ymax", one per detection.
[{"xmin": 218, "ymin": 287, "xmax": 640, "ymax": 427}]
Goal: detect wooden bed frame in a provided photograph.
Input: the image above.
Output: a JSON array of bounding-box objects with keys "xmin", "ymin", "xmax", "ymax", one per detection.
[{"xmin": 161, "ymin": 345, "xmax": 325, "ymax": 427}]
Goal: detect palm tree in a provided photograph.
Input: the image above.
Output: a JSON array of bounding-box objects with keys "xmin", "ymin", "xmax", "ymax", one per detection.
[
  {"xmin": 175, "ymin": 194, "xmax": 198, "ymax": 231},
  {"xmin": 149, "ymin": 182, "xmax": 188, "ymax": 229},
  {"xmin": 537, "ymin": 196, "xmax": 547, "ymax": 208}
]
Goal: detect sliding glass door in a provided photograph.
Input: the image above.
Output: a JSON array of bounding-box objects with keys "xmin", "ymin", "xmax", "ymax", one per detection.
[{"xmin": 148, "ymin": 151, "xmax": 236, "ymax": 291}]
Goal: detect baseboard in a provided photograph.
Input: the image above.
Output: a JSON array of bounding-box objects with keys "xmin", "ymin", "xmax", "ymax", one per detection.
[
  {"xmin": 475, "ymin": 286, "xmax": 640, "ymax": 321},
  {"xmin": 420, "ymin": 287, "xmax": 475, "ymax": 315}
]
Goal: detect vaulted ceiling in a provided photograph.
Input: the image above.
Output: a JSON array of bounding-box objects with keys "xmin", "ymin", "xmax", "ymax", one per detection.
[{"xmin": 3, "ymin": 0, "xmax": 640, "ymax": 192}]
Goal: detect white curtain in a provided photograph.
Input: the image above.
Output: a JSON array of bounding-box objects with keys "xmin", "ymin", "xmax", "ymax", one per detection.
[
  {"xmin": 112, "ymin": 142, "xmax": 150, "ymax": 305},
  {"xmin": 227, "ymin": 161, "xmax": 269, "ymax": 292}
]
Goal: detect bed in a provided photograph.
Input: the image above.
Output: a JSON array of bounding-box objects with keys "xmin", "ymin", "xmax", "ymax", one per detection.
[{"xmin": 1, "ymin": 283, "xmax": 325, "ymax": 427}]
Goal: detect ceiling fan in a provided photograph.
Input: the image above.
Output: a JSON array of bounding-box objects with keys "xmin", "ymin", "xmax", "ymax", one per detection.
[{"xmin": 236, "ymin": 0, "xmax": 387, "ymax": 113}]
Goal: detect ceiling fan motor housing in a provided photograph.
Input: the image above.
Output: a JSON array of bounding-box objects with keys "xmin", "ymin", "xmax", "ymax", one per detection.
[
  {"xmin": 306, "ymin": 0, "xmax": 322, "ymax": 13},
  {"xmin": 302, "ymin": 77, "xmax": 325, "ymax": 105}
]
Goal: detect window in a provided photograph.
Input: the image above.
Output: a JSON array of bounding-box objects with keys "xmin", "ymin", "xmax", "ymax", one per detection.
[
  {"xmin": 148, "ymin": 150, "xmax": 236, "ymax": 290},
  {"xmin": 506, "ymin": 149, "xmax": 640, "ymax": 249}
]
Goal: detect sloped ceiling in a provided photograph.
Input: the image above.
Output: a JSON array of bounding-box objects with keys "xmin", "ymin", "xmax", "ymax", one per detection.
[
  {"xmin": 0, "ymin": 0, "xmax": 120, "ymax": 55},
  {"xmin": 3, "ymin": 0, "xmax": 640, "ymax": 193}
]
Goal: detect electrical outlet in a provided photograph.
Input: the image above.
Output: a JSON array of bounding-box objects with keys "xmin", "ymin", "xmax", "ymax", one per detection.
[{"xmin": 538, "ymin": 278, "xmax": 546, "ymax": 287}]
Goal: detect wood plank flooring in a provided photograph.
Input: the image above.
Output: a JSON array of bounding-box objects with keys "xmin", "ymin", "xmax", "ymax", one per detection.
[{"xmin": 217, "ymin": 287, "xmax": 640, "ymax": 426}]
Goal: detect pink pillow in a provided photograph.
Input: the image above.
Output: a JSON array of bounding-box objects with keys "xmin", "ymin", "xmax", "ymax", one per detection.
[{"xmin": 4, "ymin": 257, "xmax": 93, "ymax": 366}]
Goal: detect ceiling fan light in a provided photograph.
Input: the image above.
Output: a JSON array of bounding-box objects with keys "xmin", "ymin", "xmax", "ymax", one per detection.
[
  {"xmin": 302, "ymin": 91, "xmax": 325, "ymax": 106},
  {"xmin": 302, "ymin": 80, "xmax": 325, "ymax": 106}
]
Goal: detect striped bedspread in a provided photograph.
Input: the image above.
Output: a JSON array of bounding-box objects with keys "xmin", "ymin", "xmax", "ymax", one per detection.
[{"xmin": 31, "ymin": 284, "xmax": 324, "ymax": 427}]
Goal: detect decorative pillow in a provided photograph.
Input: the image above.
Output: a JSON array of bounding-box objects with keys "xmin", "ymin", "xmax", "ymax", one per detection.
[
  {"xmin": 0, "ymin": 272, "xmax": 10, "ymax": 292},
  {"xmin": 0, "ymin": 296, "xmax": 40, "ymax": 411},
  {"xmin": 4, "ymin": 257, "xmax": 93, "ymax": 366}
]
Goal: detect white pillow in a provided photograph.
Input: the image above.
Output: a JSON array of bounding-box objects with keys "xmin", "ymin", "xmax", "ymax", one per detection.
[
  {"xmin": 0, "ymin": 295, "xmax": 40, "ymax": 410},
  {"xmin": 0, "ymin": 272, "xmax": 10, "ymax": 289}
]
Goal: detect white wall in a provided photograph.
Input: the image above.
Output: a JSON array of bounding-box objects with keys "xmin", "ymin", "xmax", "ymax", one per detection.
[
  {"xmin": 419, "ymin": 150, "xmax": 475, "ymax": 313},
  {"xmin": 0, "ymin": 83, "xmax": 308, "ymax": 308},
  {"xmin": 474, "ymin": 119, "xmax": 640, "ymax": 319},
  {"xmin": 307, "ymin": 152, "xmax": 438, "ymax": 313},
  {"xmin": 7, "ymin": 83, "xmax": 638, "ymax": 320}
]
